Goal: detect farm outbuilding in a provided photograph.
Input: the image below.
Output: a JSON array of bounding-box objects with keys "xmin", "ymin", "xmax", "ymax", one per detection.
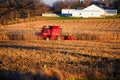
[
  {"xmin": 42, "ymin": 12, "xmax": 59, "ymax": 17},
  {"xmin": 62, "ymin": 4, "xmax": 117, "ymax": 18}
]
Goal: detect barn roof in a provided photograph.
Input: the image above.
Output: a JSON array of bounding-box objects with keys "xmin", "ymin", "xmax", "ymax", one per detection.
[{"xmin": 83, "ymin": 4, "xmax": 105, "ymax": 11}]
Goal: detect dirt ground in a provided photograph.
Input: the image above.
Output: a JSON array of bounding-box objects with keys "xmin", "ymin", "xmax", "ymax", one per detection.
[
  {"xmin": 0, "ymin": 19, "xmax": 120, "ymax": 80},
  {"xmin": 0, "ymin": 40, "xmax": 120, "ymax": 80}
]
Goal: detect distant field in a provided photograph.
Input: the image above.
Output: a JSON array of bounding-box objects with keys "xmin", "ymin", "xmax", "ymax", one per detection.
[
  {"xmin": 0, "ymin": 19, "xmax": 120, "ymax": 80},
  {"xmin": 0, "ymin": 19, "xmax": 120, "ymax": 41}
]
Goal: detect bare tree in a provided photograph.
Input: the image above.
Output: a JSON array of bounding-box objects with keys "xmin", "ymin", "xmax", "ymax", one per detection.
[
  {"xmin": 114, "ymin": 0, "xmax": 120, "ymax": 13},
  {"xmin": 52, "ymin": 1, "xmax": 65, "ymax": 12},
  {"xmin": 52, "ymin": 0, "xmax": 83, "ymax": 12},
  {"xmin": 0, "ymin": 0, "xmax": 48, "ymax": 24}
]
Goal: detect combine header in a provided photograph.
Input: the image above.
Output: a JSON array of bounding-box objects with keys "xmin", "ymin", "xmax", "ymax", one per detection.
[{"xmin": 40, "ymin": 26, "xmax": 75, "ymax": 40}]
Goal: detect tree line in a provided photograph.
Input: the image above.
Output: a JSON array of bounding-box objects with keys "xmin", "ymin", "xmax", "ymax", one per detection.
[
  {"xmin": 0, "ymin": 0, "xmax": 120, "ymax": 24},
  {"xmin": 0, "ymin": 0, "xmax": 49, "ymax": 24},
  {"xmin": 52, "ymin": 0, "xmax": 84, "ymax": 12}
]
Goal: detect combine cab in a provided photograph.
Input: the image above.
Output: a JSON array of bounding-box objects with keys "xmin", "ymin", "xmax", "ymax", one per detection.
[{"xmin": 40, "ymin": 26, "xmax": 75, "ymax": 40}]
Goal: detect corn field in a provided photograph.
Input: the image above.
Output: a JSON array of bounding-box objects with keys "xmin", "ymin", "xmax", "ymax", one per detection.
[
  {"xmin": 0, "ymin": 19, "xmax": 120, "ymax": 80},
  {"xmin": 0, "ymin": 19, "xmax": 120, "ymax": 41},
  {"xmin": 0, "ymin": 40, "xmax": 120, "ymax": 80}
]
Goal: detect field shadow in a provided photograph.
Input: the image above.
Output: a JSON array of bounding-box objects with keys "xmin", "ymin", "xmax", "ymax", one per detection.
[
  {"xmin": 0, "ymin": 70, "xmax": 60, "ymax": 80},
  {"xmin": 0, "ymin": 44, "xmax": 120, "ymax": 79},
  {"xmin": 0, "ymin": 44, "xmax": 110, "ymax": 60},
  {"xmin": 85, "ymin": 59, "xmax": 120, "ymax": 80},
  {"xmin": 0, "ymin": 44, "xmax": 117, "ymax": 60},
  {"xmin": 0, "ymin": 44, "xmax": 41, "ymax": 50}
]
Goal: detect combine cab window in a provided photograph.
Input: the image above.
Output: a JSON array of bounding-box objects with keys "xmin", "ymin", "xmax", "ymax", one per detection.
[{"xmin": 42, "ymin": 26, "xmax": 46, "ymax": 33}]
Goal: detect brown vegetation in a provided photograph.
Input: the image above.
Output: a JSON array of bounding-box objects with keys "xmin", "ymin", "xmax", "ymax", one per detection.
[
  {"xmin": 0, "ymin": 19, "xmax": 120, "ymax": 80},
  {"xmin": 0, "ymin": 40, "xmax": 120, "ymax": 80}
]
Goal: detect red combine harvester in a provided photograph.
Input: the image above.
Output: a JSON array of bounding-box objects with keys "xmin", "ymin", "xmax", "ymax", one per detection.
[{"xmin": 40, "ymin": 26, "xmax": 75, "ymax": 40}]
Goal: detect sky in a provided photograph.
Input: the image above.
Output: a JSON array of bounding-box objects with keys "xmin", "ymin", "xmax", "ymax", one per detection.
[
  {"xmin": 43, "ymin": 0, "xmax": 83, "ymax": 6},
  {"xmin": 43, "ymin": 0, "xmax": 61, "ymax": 6},
  {"xmin": 43, "ymin": 0, "xmax": 113, "ymax": 5}
]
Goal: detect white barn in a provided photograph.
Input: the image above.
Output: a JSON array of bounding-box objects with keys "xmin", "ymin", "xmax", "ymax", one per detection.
[{"xmin": 62, "ymin": 4, "xmax": 117, "ymax": 18}]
